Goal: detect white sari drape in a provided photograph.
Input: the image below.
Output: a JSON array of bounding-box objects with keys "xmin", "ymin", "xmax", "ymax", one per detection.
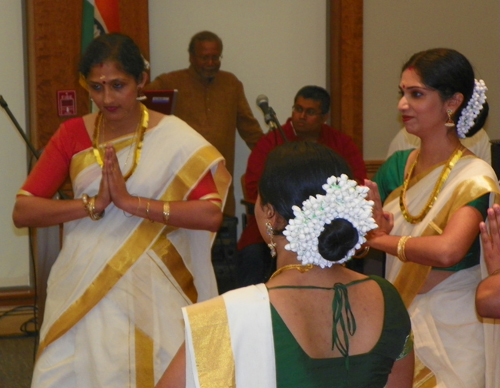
[
  {"xmin": 383, "ymin": 155, "xmax": 500, "ymax": 388},
  {"xmin": 183, "ymin": 284, "xmax": 276, "ymax": 388},
  {"xmin": 32, "ymin": 115, "xmax": 231, "ymax": 388}
]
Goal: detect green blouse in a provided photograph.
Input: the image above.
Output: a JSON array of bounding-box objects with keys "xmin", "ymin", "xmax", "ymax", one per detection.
[
  {"xmin": 374, "ymin": 150, "xmax": 489, "ymax": 271},
  {"xmin": 270, "ymin": 275, "xmax": 411, "ymax": 388}
]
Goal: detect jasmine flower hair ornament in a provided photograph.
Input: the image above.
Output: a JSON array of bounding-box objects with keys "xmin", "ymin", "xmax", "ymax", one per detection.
[
  {"xmin": 456, "ymin": 79, "xmax": 487, "ymax": 139},
  {"xmin": 283, "ymin": 174, "xmax": 377, "ymax": 268}
]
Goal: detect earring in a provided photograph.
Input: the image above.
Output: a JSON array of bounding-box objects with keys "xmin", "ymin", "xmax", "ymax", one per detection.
[
  {"xmin": 136, "ymin": 88, "xmax": 147, "ymax": 101},
  {"xmin": 445, "ymin": 110, "xmax": 455, "ymax": 127},
  {"xmin": 265, "ymin": 221, "xmax": 277, "ymax": 258}
]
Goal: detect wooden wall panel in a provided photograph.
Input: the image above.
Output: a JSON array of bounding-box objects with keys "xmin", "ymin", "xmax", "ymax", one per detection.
[
  {"xmin": 26, "ymin": 0, "xmax": 149, "ymax": 150},
  {"xmin": 330, "ymin": 0, "xmax": 363, "ymax": 153}
]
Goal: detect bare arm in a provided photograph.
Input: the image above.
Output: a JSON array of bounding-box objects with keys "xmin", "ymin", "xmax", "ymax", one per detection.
[
  {"xmin": 365, "ymin": 180, "xmax": 483, "ymax": 268},
  {"xmin": 156, "ymin": 343, "xmax": 186, "ymax": 388},
  {"xmin": 103, "ymin": 145, "xmax": 222, "ymax": 231},
  {"xmin": 13, "ymin": 196, "xmax": 95, "ymax": 228},
  {"xmin": 386, "ymin": 350, "xmax": 414, "ymax": 388},
  {"xmin": 476, "ymin": 204, "xmax": 500, "ymax": 318}
]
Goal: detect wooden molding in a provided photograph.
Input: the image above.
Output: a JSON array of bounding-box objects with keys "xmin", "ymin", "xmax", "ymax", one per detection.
[
  {"xmin": 0, "ymin": 288, "xmax": 35, "ymax": 307},
  {"xmin": 365, "ymin": 159, "xmax": 385, "ymax": 179},
  {"xmin": 330, "ymin": 0, "xmax": 363, "ymax": 153}
]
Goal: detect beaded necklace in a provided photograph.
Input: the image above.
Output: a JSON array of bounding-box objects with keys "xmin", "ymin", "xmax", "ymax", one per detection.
[
  {"xmin": 92, "ymin": 103, "xmax": 149, "ymax": 182},
  {"xmin": 399, "ymin": 145, "xmax": 464, "ymax": 224}
]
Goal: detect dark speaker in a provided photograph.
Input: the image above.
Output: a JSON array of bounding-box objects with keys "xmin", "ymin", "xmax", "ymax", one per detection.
[
  {"xmin": 491, "ymin": 140, "xmax": 500, "ymax": 179},
  {"xmin": 211, "ymin": 216, "xmax": 238, "ymax": 294}
]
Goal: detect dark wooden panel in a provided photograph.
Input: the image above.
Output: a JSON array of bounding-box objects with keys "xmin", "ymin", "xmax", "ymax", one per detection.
[
  {"xmin": 26, "ymin": 0, "xmax": 149, "ymax": 150},
  {"xmin": 330, "ymin": 0, "xmax": 363, "ymax": 153}
]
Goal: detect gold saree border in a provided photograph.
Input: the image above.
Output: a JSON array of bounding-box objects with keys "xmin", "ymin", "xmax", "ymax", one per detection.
[
  {"xmin": 38, "ymin": 145, "xmax": 227, "ymax": 358},
  {"xmin": 186, "ymin": 296, "xmax": 236, "ymax": 388},
  {"xmin": 70, "ymin": 136, "xmax": 135, "ymax": 184},
  {"xmin": 135, "ymin": 326, "xmax": 155, "ymax": 388},
  {"xmin": 394, "ymin": 175, "xmax": 500, "ymax": 308}
]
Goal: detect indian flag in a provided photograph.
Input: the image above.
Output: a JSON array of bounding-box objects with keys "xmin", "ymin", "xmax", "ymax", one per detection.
[{"xmin": 81, "ymin": 0, "xmax": 120, "ymax": 53}]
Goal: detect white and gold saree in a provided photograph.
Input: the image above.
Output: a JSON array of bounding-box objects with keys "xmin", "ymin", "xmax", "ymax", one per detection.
[
  {"xmin": 32, "ymin": 115, "xmax": 231, "ymax": 388},
  {"xmin": 381, "ymin": 154, "xmax": 499, "ymax": 388}
]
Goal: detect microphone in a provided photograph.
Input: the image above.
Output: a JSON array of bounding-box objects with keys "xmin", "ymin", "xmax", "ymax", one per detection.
[
  {"xmin": 255, "ymin": 94, "xmax": 289, "ymax": 143},
  {"xmin": 256, "ymin": 94, "xmax": 273, "ymax": 125}
]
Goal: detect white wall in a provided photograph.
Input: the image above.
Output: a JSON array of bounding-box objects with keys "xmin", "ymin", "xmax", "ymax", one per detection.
[
  {"xmin": 148, "ymin": 0, "xmax": 328, "ymax": 235},
  {"xmin": 364, "ymin": 0, "xmax": 500, "ymax": 160},
  {"xmin": 0, "ymin": 1, "xmax": 30, "ymax": 288}
]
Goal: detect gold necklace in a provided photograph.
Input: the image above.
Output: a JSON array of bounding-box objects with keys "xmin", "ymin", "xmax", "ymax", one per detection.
[
  {"xmin": 92, "ymin": 103, "xmax": 149, "ymax": 182},
  {"xmin": 269, "ymin": 264, "xmax": 314, "ymax": 280},
  {"xmin": 399, "ymin": 145, "xmax": 464, "ymax": 224}
]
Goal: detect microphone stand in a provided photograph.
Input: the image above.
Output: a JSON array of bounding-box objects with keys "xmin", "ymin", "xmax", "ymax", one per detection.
[
  {"xmin": 0, "ymin": 95, "xmax": 39, "ymax": 160},
  {"xmin": 267, "ymin": 107, "xmax": 288, "ymax": 143},
  {"xmin": 0, "ymin": 95, "xmax": 67, "ymax": 199}
]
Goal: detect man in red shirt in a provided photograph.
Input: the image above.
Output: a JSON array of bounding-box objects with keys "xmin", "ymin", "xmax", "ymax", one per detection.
[{"xmin": 237, "ymin": 86, "xmax": 367, "ymax": 286}]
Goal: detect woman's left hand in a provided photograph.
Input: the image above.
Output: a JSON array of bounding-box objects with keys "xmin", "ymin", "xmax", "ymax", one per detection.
[{"xmin": 103, "ymin": 144, "xmax": 133, "ymax": 209}]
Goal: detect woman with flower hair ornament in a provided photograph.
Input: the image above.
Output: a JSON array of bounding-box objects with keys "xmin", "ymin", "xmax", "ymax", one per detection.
[
  {"xmin": 365, "ymin": 48, "xmax": 500, "ymax": 388},
  {"xmin": 156, "ymin": 142, "xmax": 414, "ymax": 388}
]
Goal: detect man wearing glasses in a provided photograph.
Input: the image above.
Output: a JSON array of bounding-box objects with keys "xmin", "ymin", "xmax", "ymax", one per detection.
[
  {"xmin": 146, "ymin": 30, "xmax": 264, "ymax": 217},
  {"xmin": 237, "ymin": 85, "xmax": 367, "ymax": 286}
]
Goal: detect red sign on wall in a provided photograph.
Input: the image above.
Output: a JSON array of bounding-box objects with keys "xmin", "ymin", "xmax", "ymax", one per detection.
[{"xmin": 57, "ymin": 90, "xmax": 77, "ymax": 116}]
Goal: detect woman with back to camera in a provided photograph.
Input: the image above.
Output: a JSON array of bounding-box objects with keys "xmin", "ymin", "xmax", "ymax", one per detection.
[
  {"xmin": 156, "ymin": 142, "xmax": 414, "ymax": 388},
  {"xmin": 12, "ymin": 33, "xmax": 230, "ymax": 387},
  {"xmin": 365, "ymin": 48, "xmax": 500, "ymax": 388}
]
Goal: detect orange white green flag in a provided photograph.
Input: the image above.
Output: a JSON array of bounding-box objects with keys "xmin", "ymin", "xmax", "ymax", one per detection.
[{"xmin": 81, "ymin": 0, "xmax": 120, "ymax": 53}]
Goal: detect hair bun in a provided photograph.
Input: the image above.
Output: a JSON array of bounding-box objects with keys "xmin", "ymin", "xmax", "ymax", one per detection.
[{"xmin": 318, "ymin": 219, "xmax": 359, "ymax": 263}]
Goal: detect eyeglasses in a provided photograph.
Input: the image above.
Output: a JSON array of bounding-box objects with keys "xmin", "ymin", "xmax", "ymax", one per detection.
[
  {"xmin": 195, "ymin": 55, "xmax": 223, "ymax": 63},
  {"xmin": 292, "ymin": 105, "xmax": 323, "ymax": 117}
]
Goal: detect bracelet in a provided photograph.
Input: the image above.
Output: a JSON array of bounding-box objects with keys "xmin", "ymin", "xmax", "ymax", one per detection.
[
  {"xmin": 146, "ymin": 198, "xmax": 153, "ymax": 222},
  {"xmin": 81, "ymin": 194, "xmax": 104, "ymax": 221},
  {"xmin": 88, "ymin": 196, "xmax": 104, "ymax": 221},
  {"xmin": 162, "ymin": 202, "xmax": 170, "ymax": 224},
  {"xmin": 397, "ymin": 236, "xmax": 412, "ymax": 263},
  {"xmin": 353, "ymin": 246, "xmax": 370, "ymax": 259},
  {"xmin": 81, "ymin": 194, "xmax": 90, "ymax": 217},
  {"xmin": 123, "ymin": 196, "xmax": 141, "ymax": 218}
]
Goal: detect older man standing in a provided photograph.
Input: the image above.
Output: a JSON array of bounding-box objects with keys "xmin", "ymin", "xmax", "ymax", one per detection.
[{"xmin": 146, "ymin": 31, "xmax": 264, "ymax": 216}]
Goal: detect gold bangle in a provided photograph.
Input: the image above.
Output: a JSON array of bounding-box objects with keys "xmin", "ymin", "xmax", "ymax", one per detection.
[
  {"xmin": 162, "ymin": 202, "xmax": 170, "ymax": 224},
  {"xmin": 88, "ymin": 196, "xmax": 104, "ymax": 221},
  {"xmin": 353, "ymin": 246, "xmax": 370, "ymax": 259},
  {"xmin": 397, "ymin": 236, "xmax": 412, "ymax": 263},
  {"xmin": 123, "ymin": 196, "xmax": 141, "ymax": 218},
  {"xmin": 82, "ymin": 194, "xmax": 90, "ymax": 216},
  {"xmin": 146, "ymin": 198, "xmax": 153, "ymax": 222}
]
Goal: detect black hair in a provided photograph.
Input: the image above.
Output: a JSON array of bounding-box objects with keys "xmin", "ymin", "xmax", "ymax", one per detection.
[
  {"xmin": 188, "ymin": 30, "xmax": 223, "ymax": 54},
  {"xmin": 79, "ymin": 33, "xmax": 146, "ymax": 82},
  {"xmin": 259, "ymin": 142, "xmax": 359, "ymax": 263},
  {"xmin": 402, "ymin": 48, "xmax": 488, "ymax": 137},
  {"xmin": 294, "ymin": 86, "xmax": 331, "ymax": 114}
]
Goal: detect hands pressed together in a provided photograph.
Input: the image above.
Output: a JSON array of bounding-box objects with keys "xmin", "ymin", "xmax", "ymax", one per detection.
[{"xmin": 94, "ymin": 144, "xmax": 131, "ymax": 214}]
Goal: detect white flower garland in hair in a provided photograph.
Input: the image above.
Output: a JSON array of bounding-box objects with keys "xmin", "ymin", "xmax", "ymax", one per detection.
[
  {"xmin": 456, "ymin": 79, "xmax": 487, "ymax": 139},
  {"xmin": 283, "ymin": 174, "xmax": 377, "ymax": 268}
]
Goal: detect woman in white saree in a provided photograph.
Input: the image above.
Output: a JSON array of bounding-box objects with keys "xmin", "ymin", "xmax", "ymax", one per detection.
[
  {"xmin": 366, "ymin": 48, "xmax": 500, "ymax": 388},
  {"xmin": 13, "ymin": 33, "xmax": 230, "ymax": 388}
]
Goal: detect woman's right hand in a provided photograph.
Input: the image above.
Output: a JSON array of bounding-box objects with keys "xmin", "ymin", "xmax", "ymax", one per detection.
[
  {"xmin": 480, "ymin": 204, "xmax": 500, "ymax": 275},
  {"xmin": 94, "ymin": 151, "xmax": 112, "ymax": 214},
  {"xmin": 364, "ymin": 179, "xmax": 393, "ymax": 237}
]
